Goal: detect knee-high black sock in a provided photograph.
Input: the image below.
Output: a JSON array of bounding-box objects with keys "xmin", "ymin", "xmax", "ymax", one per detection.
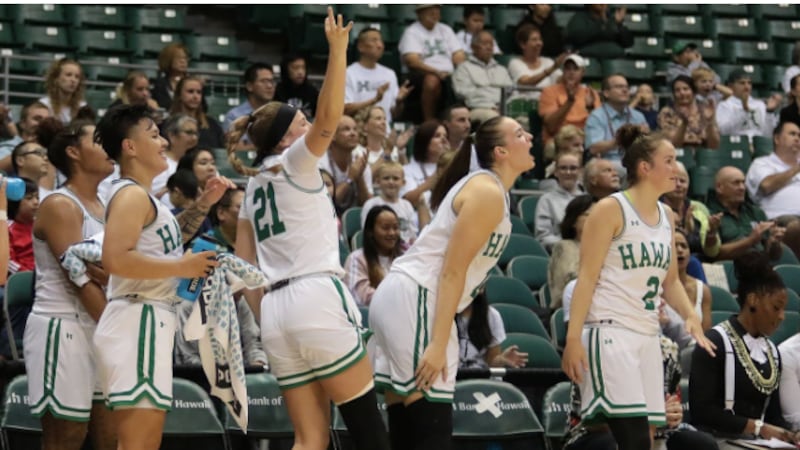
[
  {"xmin": 338, "ymin": 388, "xmax": 390, "ymax": 450},
  {"xmin": 387, "ymin": 403, "xmax": 412, "ymax": 450},
  {"xmin": 607, "ymin": 417, "xmax": 651, "ymax": 450},
  {"xmin": 405, "ymin": 398, "xmax": 453, "ymax": 450}
]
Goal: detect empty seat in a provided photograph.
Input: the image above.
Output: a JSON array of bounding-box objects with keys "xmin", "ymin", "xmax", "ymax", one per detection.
[
  {"xmin": 602, "ymin": 59, "xmax": 654, "ymax": 83},
  {"xmin": 713, "ymin": 18, "xmax": 759, "ymax": 40},
  {"xmin": 388, "ymin": 4, "xmax": 418, "ymax": 24},
  {"xmin": 761, "ymin": 19, "xmax": 800, "ymax": 43},
  {"xmin": 82, "ymin": 56, "xmax": 130, "ymax": 82},
  {"xmin": 17, "ymin": 25, "xmax": 74, "ymax": 52},
  {"xmin": 128, "ymin": 32, "xmax": 184, "ymax": 58},
  {"xmin": 204, "ymin": 95, "xmax": 240, "ymax": 124},
  {"xmin": 71, "ymin": 29, "xmax": 130, "ymax": 55},
  {"xmin": 626, "ymin": 12, "xmax": 653, "ymax": 36},
  {"xmin": 0, "ymin": 22, "xmax": 19, "ymax": 48},
  {"xmin": 484, "ymin": 275, "xmax": 538, "ymax": 309},
  {"xmin": 502, "ymin": 333, "xmax": 561, "ymax": 369},
  {"xmin": 131, "ymin": 7, "xmax": 189, "ymax": 33},
  {"xmin": 702, "ymin": 4, "xmax": 749, "ymax": 17},
  {"xmin": 494, "ymin": 303, "xmax": 549, "ymax": 338},
  {"xmin": 658, "ymin": 15, "xmax": 707, "ymax": 38},
  {"xmin": 186, "ymin": 34, "xmax": 241, "ymax": 61},
  {"xmin": 722, "ymin": 40, "xmax": 778, "ymax": 64},
  {"xmin": 709, "ymin": 285, "xmax": 740, "ymax": 312},
  {"xmin": 10, "ymin": 4, "xmax": 69, "ymax": 26},
  {"xmin": 714, "ymin": 64, "xmax": 764, "ymax": 87},
  {"xmin": 340, "ymin": 4, "xmax": 390, "ymax": 23},
  {"xmin": 506, "ymin": 255, "xmax": 549, "ymax": 292},
  {"xmin": 627, "ymin": 36, "xmax": 667, "ymax": 59},
  {"xmin": 752, "ymin": 4, "xmax": 798, "ymax": 20},
  {"xmin": 69, "ymin": 5, "xmax": 129, "ymax": 29},
  {"xmin": 650, "ymin": 5, "xmax": 701, "ymax": 15}
]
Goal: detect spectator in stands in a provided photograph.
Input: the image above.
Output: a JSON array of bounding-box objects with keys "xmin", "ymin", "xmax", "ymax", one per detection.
[
  {"xmin": 782, "ymin": 42, "xmax": 800, "ymax": 95},
  {"xmin": 344, "ymin": 205, "xmax": 404, "ymax": 306},
  {"xmin": 692, "ymin": 66, "xmax": 731, "ymax": 107},
  {"xmin": 667, "ymin": 42, "xmax": 719, "ymax": 86},
  {"xmin": 354, "ymin": 106, "xmax": 411, "ymax": 168},
  {"xmin": 717, "ymin": 69, "xmax": 781, "ymax": 140},
  {"xmin": 401, "ymin": 120, "xmax": 447, "ymax": 208},
  {"xmin": 539, "ymin": 54, "xmax": 600, "ymax": 146},
  {"xmin": 585, "ymin": 74, "xmax": 648, "ymax": 168},
  {"xmin": 166, "ymin": 169, "xmax": 198, "ymax": 214},
  {"xmin": 223, "ymin": 63, "xmax": 275, "ymax": 152},
  {"xmin": 0, "ymin": 104, "xmax": 16, "ymax": 142},
  {"xmin": 443, "ymin": 103, "xmax": 471, "ymax": 152},
  {"xmin": 7, "ymin": 177, "xmax": 38, "ymax": 275},
  {"xmin": 508, "ymin": 24, "xmax": 567, "ymax": 101},
  {"xmin": 153, "ymin": 114, "xmax": 198, "ymax": 208},
  {"xmin": 274, "ymin": 52, "xmax": 319, "ymax": 120},
  {"xmin": 548, "ymin": 194, "xmax": 594, "ymax": 310},
  {"xmin": 452, "ymin": 31, "xmax": 513, "ymax": 123},
  {"xmin": 535, "ymin": 151, "xmax": 583, "ymax": 252},
  {"xmin": 319, "ymin": 115, "xmax": 373, "ymax": 214},
  {"xmin": 659, "ymin": 75, "xmax": 720, "ymax": 150},
  {"xmin": 177, "ymin": 148, "xmax": 217, "ymax": 194},
  {"xmin": 39, "ymin": 58, "xmax": 87, "ymax": 125},
  {"xmin": 456, "ymin": 290, "xmax": 527, "ymax": 369},
  {"xmin": 361, "ymin": 161, "xmax": 428, "ymax": 248},
  {"xmin": 455, "ymin": 6, "xmax": 501, "ymax": 56},
  {"xmin": 152, "ymin": 42, "xmax": 189, "ymax": 110},
  {"xmin": 12, "ymin": 142, "xmax": 50, "ymax": 198},
  {"xmin": 564, "ymin": 5, "xmax": 633, "ymax": 58},
  {"xmin": 708, "ymin": 166, "xmax": 783, "ymax": 261},
  {"xmin": 399, "ymin": 4, "xmax": 466, "ymax": 122},
  {"xmin": 516, "ymin": 4, "xmax": 564, "ymax": 58},
  {"xmin": 0, "ymin": 101, "xmax": 49, "ymax": 166},
  {"xmin": 583, "ymin": 157, "xmax": 619, "ymax": 200},
  {"xmin": 662, "ymin": 161, "xmax": 722, "ymax": 260},
  {"xmin": 169, "ymin": 76, "xmax": 225, "ymax": 149},
  {"xmin": 111, "ymin": 71, "xmax": 159, "ymax": 112},
  {"xmin": 780, "ymin": 74, "xmax": 800, "ymax": 129},
  {"xmin": 345, "ymin": 27, "xmax": 412, "ymax": 130},
  {"xmin": 780, "ymin": 319, "xmax": 800, "ymax": 431},
  {"xmin": 629, "ymin": 83, "xmax": 658, "ymax": 131},
  {"xmin": 542, "ymin": 124, "xmax": 585, "ymax": 189},
  {"xmin": 690, "ymin": 251, "xmax": 797, "ymax": 444},
  {"xmin": 0, "ymin": 177, "xmax": 8, "ymax": 283},
  {"xmin": 746, "ymin": 121, "xmax": 800, "ymax": 220}
]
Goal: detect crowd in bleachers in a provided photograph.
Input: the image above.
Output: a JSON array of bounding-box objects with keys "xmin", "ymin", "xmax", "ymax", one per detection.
[{"xmin": 3, "ymin": 3, "xmax": 800, "ymax": 449}]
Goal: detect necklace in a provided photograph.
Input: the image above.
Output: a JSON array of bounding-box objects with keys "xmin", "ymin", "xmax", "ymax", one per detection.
[{"xmin": 721, "ymin": 321, "xmax": 779, "ymax": 395}]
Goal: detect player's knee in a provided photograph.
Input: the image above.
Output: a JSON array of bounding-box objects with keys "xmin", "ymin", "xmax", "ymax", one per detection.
[
  {"xmin": 42, "ymin": 415, "xmax": 88, "ymax": 450},
  {"xmin": 338, "ymin": 387, "xmax": 390, "ymax": 450}
]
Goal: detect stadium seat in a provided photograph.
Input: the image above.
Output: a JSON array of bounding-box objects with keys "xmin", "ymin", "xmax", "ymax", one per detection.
[
  {"xmin": 679, "ymin": 378, "xmax": 691, "ymax": 422},
  {"xmin": 488, "ymin": 265, "xmax": 504, "ymax": 277},
  {"xmin": 657, "ymin": 15, "xmax": 707, "ymax": 39},
  {"xmin": 515, "ymin": 176, "xmax": 540, "ymax": 191},
  {"xmin": 10, "ymin": 4, "xmax": 69, "ymax": 26},
  {"xmin": 711, "ymin": 310, "xmax": 731, "ymax": 326},
  {"xmin": 82, "ymin": 56, "xmax": 130, "ymax": 82},
  {"xmin": 770, "ymin": 311, "xmax": 800, "ymax": 345},
  {"xmin": 339, "ymin": 236, "xmax": 349, "ymax": 265},
  {"xmin": 689, "ymin": 165, "xmax": 716, "ymax": 201},
  {"xmin": 287, "ymin": 4, "xmax": 331, "ymax": 20},
  {"xmin": 625, "ymin": 12, "xmax": 652, "ymax": 36},
  {"xmin": 1, "ymin": 375, "xmax": 41, "ymax": 449},
  {"xmin": 358, "ymin": 305, "xmax": 369, "ymax": 328},
  {"xmin": 502, "ymin": 333, "xmax": 561, "ymax": 369},
  {"xmin": 18, "ymin": 25, "xmax": 74, "ymax": 52},
  {"xmin": 763, "ymin": 65, "xmax": 787, "ymax": 92},
  {"xmin": 4, "ymin": 271, "xmax": 34, "ymax": 360},
  {"xmin": 131, "ymin": 7, "xmax": 189, "ymax": 33},
  {"xmin": 787, "ymin": 289, "xmax": 800, "ymax": 314},
  {"xmin": 221, "ymin": 373, "xmax": 294, "ymax": 443},
  {"xmin": 702, "ymin": 4, "xmax": 749, "ymax": 18},
  {"xmin": 0, "ymin": 22, "xmax": 19, "ymax": 49},
  {"xmin": 71, "ymin": 29, "xmax": 130, "ymax": 55},
  {"xmin": 84, "ymin": 89, "xmax": 115, "ymax": 116},
  {"xmin": 340, "ymin": 4, "xmax": 391, "ymax": 23},
  {"xmin": 186, "ymin": 35, "xmax": 241, "ymax": 61},
  {"xmin": 350, "ymin": 231, "xmax": 363, "ymax": 251},
  {"xmin": 650, "ymin": 5, "xmax": 700, "ymax": 16},
  {"xmin": 675, "ymin": 147, "xmax": 696, "ymax": 171},
  {"xmin": 506, "ymin": 255, "xmax": 548, "ymax": 292},
  {"xmin": 388, "ymin": 4, "xmax": 418, "ymax": 24},
  {"xmin": 694, "ymin": 148, "xmax": 724, "ymax": 171},
  {"xmin": 752, "ymin": 135, "xmax": 775, "ymax": 158},
  {"xmin": 440, "ymin": 5, "xmax": 465, "ymax": 29},
  {"xmin": 205, "ymin": 95, "xmax": 240, "ymax": 124},
  {"xmin": 778, "ymin": 244, "xmax": 800, "ymax": 265},
  {"xmin": 162, "ymin": 378, "xmax": 227, "ymax": 449},
  {"xmin": 712, "ymin": 18, "xmax": 759, "ymax": 41},
  {"xmin": 542, "ymin": 381, "xmax": 571, "ymax": 450},
  {"xmin": 626, "ymin": 36, "xmax": 667, "ymax": 60},
  {"xmin": 602, "ymin": 59, "xmax": 654, "ymax": 83},
  {"xmin": 717, "ymin": 260, "xmax": 738, "ymax": 293},
  {"xmin": 752, "ymin": 4, "xmax": 798, "ymax": 20},
  {"xmin": 722, "ymin": 40, "xmax": 778, "ymax": 64},
  {"xmin": 709, "ymin": 285, "xmax": 740, "ymax": 312},
  {"xmin": 22, "ymin": 52, "xmax": 72, "ymax": 77},
  {"xmin": 493, "ymin": 303, "xmax": 549, "ymax": 338},
  {"xmin": 775, "ymin": 265, "xmax": 800, "ymax": 297},
  {"xmin": 718, "ymin": 136, "xmax": 752, "ymax": 172},
  {"xmin": 539, "ymin": 283, "xmax": 552, "ymax": 309},
  {"xmin": 550, "ymin": 307, "xmax": 566, "ymax": 351},
  {"xmin": 760, "ymin": 20, "xmax": 800, "ymax": 43},
  {"xmin": 341, "ymin": 207, "xmax": 362, "ymax": 243},
  {"xmin": 516, "ymin": 194, "xmax": 540, "ymax": 233},
  {"xmin": 693, "ymin": 39, "xmax": 725, "ymax": 63},
  {"xmin": 498, "ymin": 234, "xmax": 548, "ymax": 269},
  {"xmin": 129, "ymin": 32, "xmax": 185, "ymax": 58},
  {"xmin": 484, "ymin": 275, "xmax": 538, "ymax": 309},
  {"xmin": 553, "ymin": 11, "xmax": 573, "ymax": 28},
  {"xmin": 714, "ymin": 64, "xmax": 764, "ymax": 88},
  {"xmin": 509, "ymin": 214, "xmax": 531, "ymax": 235},
  {"xmin": 582, "ymin": 57, "xmax": 604, "ymax": 83},
  {"xmin": 69, "ymin": 5, "xmax": 129, "ymax": 30}
]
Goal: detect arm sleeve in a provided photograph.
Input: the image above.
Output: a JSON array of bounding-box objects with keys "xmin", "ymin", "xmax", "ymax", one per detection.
[
  {"xmin": 343, "ymin": 251, "xmax": 375, "ymax": 306},
  {"xmin": 744, "ymin": 159, "xmax": 768, "ymax": 202},
  {"xmin": 716, "ymin": 101, "xmax": 747, "ymax": 136},
  {"xmin": 398, "ymin": 26, "xmax": 422, "ymax": 56},
  {"xmin": 344, "ymin": 70, "xmax": 356, "ymax": 104},
  {"xmin": 534, "ymin": 195, "xmax": 561, "ymax": 250},
  {"xmin": 444, "ymin": 26, "xmax": 463, "ymax": 56},
  {"xmin": 282, "ymin": 133, "xmax": 322, "ymax": 176},
  {"xmin": 508, "ymin": 59, "xmax": 527, "ymax": 83},
  {"xmin": 451, "ymin": 64, "xmax": 475, "ymax": 101},
  {"xmin": 487, "ymin": 306, "xmax": 506, "ymax": 347}
]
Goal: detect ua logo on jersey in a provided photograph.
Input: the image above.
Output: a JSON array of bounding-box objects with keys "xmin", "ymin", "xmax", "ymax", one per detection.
[{"xmin": 630, "ymin": 219, "xmax": 640, "ymax": 226}]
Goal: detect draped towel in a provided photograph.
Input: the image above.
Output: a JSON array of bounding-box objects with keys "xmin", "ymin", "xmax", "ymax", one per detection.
[{"xmin": 59, "ymin": 234, "xmax": 104, "ymax": 287}]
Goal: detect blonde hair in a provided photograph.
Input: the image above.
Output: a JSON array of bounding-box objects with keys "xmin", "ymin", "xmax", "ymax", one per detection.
[
  {"xmin": 691, "ymin": 66, "xmax": 715, "ymax": 83},
  {"xmin": 373, "ymin": 160, "xmax": 404, "ymax": 179},
  {"xmin": 158, "ymin": 43, "xmax": 189, "ymax": 75},
  {"xmin": 227, "ymin": 101, "xmax": 286, "ymax": 176},
  {"xmin": 169, "ymin": 76, "xmax": 209, "ymax": 129},
  {"xmin": 44, "ymin": 58, "xmax": 85, "ymax": 121},
  {"xmin": 115, "ymin": 71, "xmax": 149, "ymax": 105},
  {"xmin": 355, "ymin": 105, "xmax": 392, "ymax": 149}
]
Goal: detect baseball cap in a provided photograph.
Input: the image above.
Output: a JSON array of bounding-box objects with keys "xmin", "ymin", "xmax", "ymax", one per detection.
[
  {"xmin": 415, "ymin": 4, "xmax": 440, "ymax": 11},
  {"xmin": 671, "ymin": 41, "xmax": 697, "ymax": 55},
  {"xmin": 726, "ymin": 68, "xmax": 751, "ymax": 84},
  {"xmin": 563, "ymin": 54, "xmax": 586, "ymax": 68}
]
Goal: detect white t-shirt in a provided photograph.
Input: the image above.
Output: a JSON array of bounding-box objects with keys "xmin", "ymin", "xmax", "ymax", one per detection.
[
  {"xmin": 345, "ymin": 62, "xmax": 400, "ymax": 128},
  {"xmin": 745, "ymin": 153, "xmax": 800, "ymax": 219},
  {"xmin": 457, "ymin": 306, "xmax": 506, "ymax": 369},
  {"xmin": 38, "ymin": 96, "xmax": 87, "ymax": 125},
  {"xmin": 454, "ymin": 30, "xmax": 502, "ymax": 56},
  {"xmin": 151, "ymin": 157, "xmax": 179, "ymax": 209},
  {"xmin": 507, "ymin": 57, "xmax": 560, "ymax": 100},
  {"xmin": 318, "ymin": 150, "xmax": 374, "ymax": 196},
  {"xmin": 399, "ymin": 21, "xmax": 462, "ymax": 73},
  {"xmin": 400, "ymin": 158, "xmax": 437, "ymax": 207}
]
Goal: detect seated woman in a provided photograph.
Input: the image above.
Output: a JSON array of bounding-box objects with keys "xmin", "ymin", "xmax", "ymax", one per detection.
[
  {"xmin": 169, "ymin": 76, "xmax": 225, "ymax": 149},
  {"xmin": 354, "ymin": 105, "xmax": 410, "ymax": 169},
  {"xmin": 456, "ymin": 290, "xmax": 527, "ymax": 370},
  {"xmin": 547, "ymin": 194, "xmax": 594, "ymax": 311},
  {"xmin": 690, "ymin": 251, "xmax": 800, "ymax": 444},
  {"xmin": 658, "ymin": 75, "xmax": 720, "ymax": 150},
  {"xmin": 541, "ymin": 124, "xmax": 585, "ymax": 189},
  {"xmin": 534, "ymin": 150, "xmax": 583, "ymax": 252},
  {"xmin": 39, "ymin": 58, "xmax": 87, "ymax": 125},
  {"xmin": 110, "ymin": 71, "xmax": 160, "ymax": 111},
  {"xmin": 343, "ymin": 205, "xmax": 404, "ymax": 306}
]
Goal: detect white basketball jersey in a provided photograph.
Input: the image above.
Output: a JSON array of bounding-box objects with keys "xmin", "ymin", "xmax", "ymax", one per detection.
[
  {"xmin": 33, "ymin": 188, "xmax": 105, "ymax": 318},
  {"xmin": 107, "ymin": 179, "xmax": 183, "ymax": 302},
  {"xmin": 239, "ymin": 135, "xmax": 342, "ymax": 282},
  {"xmin": 586, "ymin": 192, "xmax": 673, "ymax": 335},
  {"xmin": 391, "ymin": 170, "xmax": 511, "ymax": 313}
]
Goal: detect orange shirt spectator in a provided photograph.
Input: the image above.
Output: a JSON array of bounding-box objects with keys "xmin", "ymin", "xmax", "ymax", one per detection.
[{"xmin": 538, "ymin": 55, "xmax": 600, "ymax": 145}]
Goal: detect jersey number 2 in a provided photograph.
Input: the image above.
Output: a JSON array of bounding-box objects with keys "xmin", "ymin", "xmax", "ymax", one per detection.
[
  {"xmin": 254, "ymin": 182, "xmax": 286, "ymax": 241},
  {"xmin": 641, "ymin": 276, "xmax": 659, "ymax": 311}
]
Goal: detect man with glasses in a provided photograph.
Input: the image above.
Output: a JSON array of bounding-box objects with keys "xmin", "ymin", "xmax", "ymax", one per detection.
[
  {"xmin": 224, "ymin": 62, "xmax": 276, "ymax": 151},
  {"xmin": 11, "ymin": 142, "xmax": 50, "ymax": 197},
  {"xmin": 535, "ymin": 151, "xmax": 584, "ymax": 252}
]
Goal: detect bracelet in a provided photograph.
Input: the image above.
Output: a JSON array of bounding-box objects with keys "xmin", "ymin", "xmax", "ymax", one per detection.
[{"xmin": 0, "ymin": 210, "xmax": 7, "ymax": 221}]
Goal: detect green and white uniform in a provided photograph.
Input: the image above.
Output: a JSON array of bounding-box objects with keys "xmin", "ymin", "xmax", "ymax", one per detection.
[
  {"xmin": 239, "ymin": 135, "xmax": 364, "ymax": 390},
  {"xmin": 93, "ymin": 179, "xmax": 183, "ymax": 410},
  {"xmin": 371, "ymin": 170, "xmax": 511, "ymax": 402},
  {"xmin": 24, "ymin": 188, "xmax": 105, "ymax": 421},
  {"xmin": 580, "ymin": 191, "xmax": 673, "ymax": 425}
]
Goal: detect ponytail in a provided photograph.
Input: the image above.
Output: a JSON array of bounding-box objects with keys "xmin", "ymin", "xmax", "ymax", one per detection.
[
  {"xmin": 430, "ymin": 136, "xmax": 472, "ymax": 211},
  {"xmin": 227, "ymin": 114, "xmax": 260, "ymax": 176},
  {"xmin": 227, "ymin": 101, "xmax": 293, "ymax": 177}
]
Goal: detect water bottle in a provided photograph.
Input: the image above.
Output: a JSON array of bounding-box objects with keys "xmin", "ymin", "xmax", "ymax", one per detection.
[
  {"xmin": 176, "ymin": 236, "xmax": 217, "ymax": 301},
  {"xmin": 5, "ymin": 177, "xmax": 25, "ymax": 201}
]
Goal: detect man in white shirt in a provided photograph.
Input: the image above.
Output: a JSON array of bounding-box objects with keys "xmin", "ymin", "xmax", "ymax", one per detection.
[
  {"xmin": 716, "ymin": 69, "xmax": 781, "ymax": 140},
  {"xmin": 746, "ymin": 121, "xmax": 800, "ymax": 219},
  {"xmin": 344, "ymin": 27, "xmax": 412, "ymax": 130},
  {"xmin": 452, "ymin": 31, "xmax": 513, "ymax": 124},
  {"xmin": 399, "ymin": 4, "xmax": 466, "ymax": 122}
]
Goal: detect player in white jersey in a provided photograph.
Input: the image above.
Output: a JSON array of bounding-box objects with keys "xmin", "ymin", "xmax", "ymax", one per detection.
[
  {"xmin": 562, "ymin": 124, "xmax": 716, "ymax": 450},
  {"xmin": 369, "ymin": 115, "xmax": 534, "ymax": 450},
  {"xmin": 228, "ymin": 9, "xmax": 389, "ymax": 450},
  {"xmin": 23, "ymin": 119, "xmax": 116, "ymax": 450},
  {"xmin": 92, "ymin": 104, "xmax": 228, "ymax": 450}
]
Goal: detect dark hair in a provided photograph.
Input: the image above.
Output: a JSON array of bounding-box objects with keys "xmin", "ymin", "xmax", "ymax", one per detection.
[
  {"xmin": 357, "ymin": 26, "xmax": 382, "ymax": 44},
  {"xmin": 774, "ymin": 120, "xmax": 796, "ymax": 139},
  {"xmin": 210, "ymin": 186, "xmax": 244, "ymax": 227},
  {"xmin": 38, "ymin": 118, "xmax": 95, "ymax": 179},
  {"xmin": 792, "ymin": 73, "xmax": 800, "ymax": 91},
  {"xmin": 279, "ymin": 52, "xmax": 307, "ymax": 86},
  {"xmin": 227, "ymin": 101, "xmax": 291, "ymax": 176},
  {"xmin": 601, "ymin": 73, "xmax": 626, "ymax": 92},
  {"xmin": 11, "ymin": 141, "xmax": 47, "ymax": 175},
  {"xmin": 466, "ymin": 290, "xmax": 493, "ymax": 351},
  {"xmin": 412, "ymin": 120, "xmax": 445, "ymax": 163},
  {"xmin": 73, "ymin": 105, "xmax": 96, "ymax": 123},
  {"xmin": 94, "ymin": 104, "xmax": 154, "ymax": 162},
  {"xmin": 560, "ymin": 195, "xmax": 596, "ymax": 239},
  {"xmin": 442, "ymin": 102, "xmax": 469, "ymax": 122},
  {"xmin": 430, "ymin": 115, "xmax": 507, "ymax": 211},
  {"xmin": 463, "ymin": 5, "xmax": 485, "ymax": 19},
  {"xmin": 243, "ymin": 62, "xmax": 273, "ymax": 85},
  {"xmin": 615, "ymin": 124, "xmax": 668, "ymax": 186},
  {"xmin": 515, "ymin": 23, "xmax": 541, "ymax": 50},
  {"xmin": 362, "ymin": 205, "xmax": 402, "ymax": 288},
  {"xmin": 671, "ymin": 75, "xmax": 696, "ymax": 96},
  {"xmin": 166, "ymin": 169, "xmax": 198, "ymax": 200},
  {"xmin": 8, "ymin": 177, "xmax": 38, "ymax": 220},
  {"xmin": 734, "ymin": 250, "xmax": 785, "ymax": 307},
  {"xmin": 177, "ymin": 147, "xmax": 214, "ymax": 173}
]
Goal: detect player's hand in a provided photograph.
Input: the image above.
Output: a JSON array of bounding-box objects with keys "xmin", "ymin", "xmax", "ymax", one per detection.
[
  {"xmin": 665, "ymin": 394, "xmax": 683, "ymax": 428},
  {"xmin": 85, "ymin": 263, "xmax": 109, "ymax": 288},
  {"xmin": 324, "ymin": 7, "xmax": 353, "ymax": 55},
  {"xmin": 179, "ymin": 249, "xmax": 219, "ymax": 278},
  {"xmin": 415, "ymin": 341, "xmax": 447, "ymax": 391},
  {"xmin": 196, "ymin": 176, "xmax": 236, "ymax": 210},
  {"xmin": 685, "ymin": 313, "xmax": 716, "ymax": 357},
  {"xmin": 562, "ymin": 337, "xmax": 588, "ymax": 384}
]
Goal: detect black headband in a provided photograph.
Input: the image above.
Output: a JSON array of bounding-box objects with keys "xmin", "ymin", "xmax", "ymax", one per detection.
[{"xmin": 253, "ymin": 103, "xmax": 297, "ymax": 167}]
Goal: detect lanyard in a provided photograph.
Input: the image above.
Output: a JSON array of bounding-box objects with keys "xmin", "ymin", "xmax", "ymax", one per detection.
[{"xmin": 602, "ymin": 104, "xmax": 631, "ymax": 139}]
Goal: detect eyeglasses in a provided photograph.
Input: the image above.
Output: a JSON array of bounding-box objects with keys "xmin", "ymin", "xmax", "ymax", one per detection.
[
  {"xmin": 20, "ymin": 148, "xmax": 47, "ymax": 157},
  {"xmin": 180, "ymin": 129, "xmax": 199, "ymax": 136},
  {"xmin": 557, "ymin": 165, "xmax": 580, "ymax": 172},
  {"xmin": 260, "ymin": 79, "xmax": 276, "ymax": 86}
]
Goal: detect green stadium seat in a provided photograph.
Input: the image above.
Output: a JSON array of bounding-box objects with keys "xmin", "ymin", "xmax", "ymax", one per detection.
[
  {"xmin": 484, "ymin": 275, "xmax": 538, "ymax": 309},
  {"xmin": 342, "ymin": 206, "xmax": 362, "ymax": 242},
  {"xmin": 502, "ymin": 333, "xmax": 561, "ymax": 369},
  {"xmin": 493, "ymin": 303, "xmax": 549, "ymax": 338},
  {"xmin": 506, "ymin": 255, "xmax": 548, "ymax": 292},
  {"xmin": 0, "ymin": 6, "xmax": 9, "ymax": 22},
  {"xmin": 553, "ymin": 11, "xmax": 573, "ymax": 28},
  {"xmin": 761, "ymin": 19, "xmax": 800, "ymax": 44},
  {"xmin": 82, "ymin": 56, "xmax": 130, "ymax": 82},
  {"xmin": 763, "ymin": 65, "xmax": 787, "ymax": 92},
  {"xmin": 378, "ymin": 49, "xmax": 401, "ymax": 75},
  {"xmin": 516, "ymin": 194, "xmax": 540, "ymax": 233},
  {"xmin": 550, "ymin": 307, "xmax": 566, "ymax": 350},
  {"xmin": 777, "ymin": 266, "xmax": 800, "ymax": 292},
  {"xmin": 770, "ymin": 311, "xmax": 800, "ymax": 345},
  {"xmin": 186, "ymin": 34, "xmax": 241, "ymax": 61},
  {"xmin": 776, "ymin": 41, "xmax": 796, "ymax": 66},
  {"xmin": 650, "ymin": 5, "xmax": 701, "ymax": 16},
  {"xmin": 71, "ymin": 29, "xmax": 130, "ymax": 55},
  {"xmin": 702, "ymin": 4, "xmax": 749, "ymax": 18},
  {"xmin": 515, "ymin": 177, "xmax": 540, "ymax": 190},
  {"xmin": 247, "ymin": 5, "xmax": 290, "ymax": 34},
  {"xmin": 542, "ymin": 381, "xmax": 571, "ymax": 450},
  {"xmin": 788, "ymin": 289, "xmax": 800, "ymax": 314},
  {"xmin": 287, "ymin": 4, "xmax": 330, "ymax": 20},
  {"xmin": 714, "ymin": 64, "xmax": 764, "ymax": 88},
  {"xmin": 539, "ymin": 283, "xmax": 553, "ymax": 309},
  {"xmin": 131, "ymin": 7, "xmax": 189, "ymax": 33},
  {"xmin": 657, "ymin": 15, "xmax": 706, "ymax": 38},
  {"xmin": 340, "ymin": 4, "xmax": 391, "ymax": 23},
  {"xmin": 509, "ymin": 214, "xmax": 530, "ymax": 236},
  {"xmin": 718, "ymin": 134, "xmax": 752, "ymax": 163},
  {"xmin": 388, "ymin": 5, "xmax": 418, "ymax": 24},
  {"xmin": 778, "ymin": 244, "xmax": 800, "ymax": 265},
  {"xmin": 582, "ymin": 57, "xmax": 604, "ymax": 83},
  {"xmin": 709, "ymin": 285, "xmax": 740, "ymax": 312},
  {"xmin": 689, "ymin": 165, "xmax": 716, "ymax": 201},
  {"xmin": 222, "ymin": 373, "xmax": 294, "ymax": 439},
  {"xmin": 453, "ymin": 379, "xmax": 544, "ymax": 442},
  {"xmin": 83, "ymin": 89, "xmax": 116, "ymax": 116},
  {"xmin": 499, "ymin": 234, "xmax": 548, "ymax": 268},
  {"xmin": 712, "ymin": 18, "xmax": 759, "ymax": 40},
  {"xmin": 694, "ymin": 148, "xmax": 724, "ymax": 171},
  {"xmin": 128, "ymin": 32, "xmax": 184, "ymax": 58},
  {"xmin": 349, "ymin": 231, "xmax": 363, "ymax": 251},
  {"xmin": 675, "ymin": 147, "xmax": 696, "ymax": 171},
  {"xmin": 4, "ymin": 271, "xmax": 34, "ymax": 360},
  {"xmin": 722, "ymin": 40, "xmax": 778, "ymax": 64},
  {"xmin": 339, "ymin": 236, "xmax": 349, "ymax": 265},
  {"xmin": 711, "ymin": 310, "xmax": 732, "ymax": 326},
  {"xmin": 626, "ymin": 36, "xmax": 667, "ymax": 59},
  {"xmin": 625, "ymin": 4, "xmax": 650, "ymax": 13},
  {"xmin": 601, "ymin": 59, "xmax": 654, "ymax": 83},
  {"xmin": 69, "ymin": 5, "xmax": 129, "ymax": 30},
  {"xmin": 0, "ymin": 22, "xmax": 19, "ymax": 48},
  {"xmin": 692, "ymin": 38, "xmax": 725, "ymax": 62},
  {"xmin": 752, "ymin": 135, "xmax": 775, "ymax": 158},
  {"xmin": 626, "ymin": 12, "xmax": 652, "ymax": 36},
  {"xmin": 18, "ymin": 25, "xmax": 74, "ymax": 52},
  {"xmin": 23, "ymin": 52, "xmax": 72, "ymax": 77},
  {"xmin": 10, "ymin": 4, "xmax": 69, "ymax": 26},
  {"xmin": 1, "ymin": 375, "xmax": 41, "ymax": 449},
  {"xmin": 205, "ymin": 95, "xmax": 240, "ymax": 124},
  {"xmin": 162, "ymin": 378, "xmax": 227, "ymax": 448},
  {"xmin": 751, "ymin": 4, "xmax": 798, "ymax": 20},
  {"xmin": 440, "ymin": 5, "xmax": 465, "ymax": 29}
]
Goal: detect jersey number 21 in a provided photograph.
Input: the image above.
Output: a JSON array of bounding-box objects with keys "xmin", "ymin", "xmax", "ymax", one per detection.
[{"xmin": 254, "ymin": 182, "xmax": 286, "ymax": 241}]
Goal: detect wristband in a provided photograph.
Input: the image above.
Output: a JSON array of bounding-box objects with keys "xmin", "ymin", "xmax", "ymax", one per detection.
[{"xmin": 754, "ymin": 419, "xmax": 764, "ymax": 437}]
